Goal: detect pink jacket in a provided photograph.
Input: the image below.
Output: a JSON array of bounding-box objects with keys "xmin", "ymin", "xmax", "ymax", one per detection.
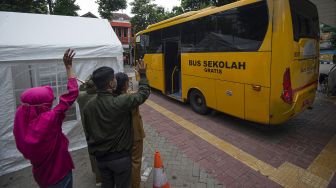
[{"xmin": 13, "ymin": 78, "xmax": 79, "ymax": 187}]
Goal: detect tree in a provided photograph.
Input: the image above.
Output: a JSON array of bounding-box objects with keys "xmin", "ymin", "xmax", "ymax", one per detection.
[
  {"xmin": 181, "ymin": 0, "xmax": 211, "ymax": 11},
  {"xmin": 213, "ymin": 0, "xmax": 237, "ymax": 6},
  {"xmin": 181, "ymin": 0, "xmax": 236, "ymax": 11},
  {"xmin": 165, "ymin": 6, "xmax": 184, "ymax": 19},
  {"xmin": 130, "ymin": 0, "xmax": 236, "ymax": 33},
  {"xmin": 53, "ymin": 0, "xmax": 80, "ymax": 16},
  {"xmin": 0, "ymin": 0, "xmax": 48, "ymax": 14},
  {"xmin": 130, "ymin": 0, "xmax": 168, "ymax": 33},
  {"xmin": 96, "ymin": 0, "xmax": 127, "ymax": 19}
]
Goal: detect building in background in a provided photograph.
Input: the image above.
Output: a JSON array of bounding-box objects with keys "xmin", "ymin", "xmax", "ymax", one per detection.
[
  {"xmin": 80, "ymin": 12, "xmax": 98, "ymax": 18},
  {"xmin": 110, "ymin": 13, "xmax": 134, "ymax": 66},
  {"xmin": 309, "ymin": 0, "xmax": 336, "ymax": 65}
]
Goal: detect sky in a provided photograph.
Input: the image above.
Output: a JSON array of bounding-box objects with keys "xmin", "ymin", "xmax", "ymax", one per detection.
[{"xmin": 76, "ymin": 0, "xmax": 181, "ymax": 18}]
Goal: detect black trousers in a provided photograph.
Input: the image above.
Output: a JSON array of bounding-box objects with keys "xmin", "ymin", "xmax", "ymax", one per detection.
[{"xmin": 96, "ymin": 153, "xmax": 132, "ymax": 188}]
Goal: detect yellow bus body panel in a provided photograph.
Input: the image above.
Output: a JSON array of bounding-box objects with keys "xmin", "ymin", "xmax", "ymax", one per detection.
[
  {"xmin": 181, "ymin": 52, "xmax": 271, "ymax": 87},
  {"xmin": 181, "ymin": 52, "xmax": 271, "ymax": 123},
  {"xmin": 269, "ymin": 0, "xmax": 319, "ymax": 124},
  {"xmin": 245, "ymin": 85, "xmax": 270, "ymax": 124},
  {"xmin": 182, "ymin": 75, "xmax": 217, "ymax": 109},
  {"xmin": 216, "ymin": 80, "xmax": 245, "ymax": 118},
  {"xmin": 144, "ymin": 54, "xmax": 165, "ymax": 92}
]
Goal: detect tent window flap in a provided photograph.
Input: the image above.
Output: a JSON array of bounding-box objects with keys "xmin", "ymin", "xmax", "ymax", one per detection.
[{"xmin": 11, "ymin": 63, "xmax": 77, "ymax": 122}]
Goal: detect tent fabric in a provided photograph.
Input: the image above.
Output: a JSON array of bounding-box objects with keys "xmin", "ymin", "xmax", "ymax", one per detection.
[
  {"xmin": 0, "ymin": 11, "xmax": 123, "ymax": 61},
  {"xmin": 0, "ymin": 12, "xmax": 124, "ymax": 176}
]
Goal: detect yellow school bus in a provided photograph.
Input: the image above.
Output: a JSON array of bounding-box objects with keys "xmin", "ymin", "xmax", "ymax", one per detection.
[{"xmin": 135, "ymin": 0, "xmax": 320, "ymax": 124}]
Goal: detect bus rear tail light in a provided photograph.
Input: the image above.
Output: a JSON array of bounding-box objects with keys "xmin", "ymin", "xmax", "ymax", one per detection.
[{"xmin": 281, "ymin": 68, "xmax": 293, "ymax": 104}]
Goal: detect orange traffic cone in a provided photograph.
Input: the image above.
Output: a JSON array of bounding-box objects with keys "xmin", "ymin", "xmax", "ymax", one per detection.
[{"xmin": 153, "ymin": 151, "xmax": 170, "ymax": 188}]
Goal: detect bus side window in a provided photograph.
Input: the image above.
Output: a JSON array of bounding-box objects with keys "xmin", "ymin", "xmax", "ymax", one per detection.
[
  {"xmin": 148, "ymin": 30, "xmax": 162, "ymax": 54},
  {"xmin": 181, "ymin": 21, "xmax": 197, "ymax": 52},
  {"xmin": 181, "ymin": 16, "xmax": 217, "ymax": 52},
  {"xmin": 162, "ymin": 25, "xmax": 180, "ymax": 39},
  {"xmin": 216, "ymin": 11, "xmax": 235, "ymax": 52},
  {"xmin": 181, "ymin": 1, "xmax": 268, "ymax": 53},
  {"xmin": 194, "ymin": 16, "xmax": 217, "ymax": 52},
  {"xmin": 289, "ymin": 0, "xmax": 319, "ymax": 42},
  {"xmin": 233, "ymin": 1, "xmax": 268, "ymax": 51}
]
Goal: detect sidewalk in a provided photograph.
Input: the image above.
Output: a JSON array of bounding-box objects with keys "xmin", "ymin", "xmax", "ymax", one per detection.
[
  {"xmin": 141, "ymin": 123, "xmax": 223, "ymax": 188},
  {"xmin": 0, "ymin": 123, "xmax": 223, "ymax": 188}
]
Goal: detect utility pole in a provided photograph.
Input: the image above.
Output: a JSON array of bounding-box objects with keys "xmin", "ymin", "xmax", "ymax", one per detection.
[{"xmin": 128, "ymin": 27, "xmax": 133, "ymax": 67}]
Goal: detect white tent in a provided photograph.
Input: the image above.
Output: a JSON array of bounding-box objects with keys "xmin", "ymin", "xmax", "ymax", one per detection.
[{"xmin": 0, "ymin": 11, "xmax": 123, "ymax": 176}]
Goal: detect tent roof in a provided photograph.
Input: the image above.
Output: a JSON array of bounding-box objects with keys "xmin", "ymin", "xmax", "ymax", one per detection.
[{"xmin": 0, "ymin": 11, "xmax": 123, "ymax": 62}]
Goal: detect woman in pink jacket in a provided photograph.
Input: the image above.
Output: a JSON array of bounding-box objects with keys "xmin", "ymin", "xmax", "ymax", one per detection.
[{"xmin": 13, "ymin": 49, "xmax": 79, "ymax": 188}]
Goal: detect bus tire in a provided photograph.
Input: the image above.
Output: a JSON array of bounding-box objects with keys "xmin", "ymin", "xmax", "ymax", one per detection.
[{"xmin": 189, "ymin": 89, "xmax": 210, "ymax": 115}]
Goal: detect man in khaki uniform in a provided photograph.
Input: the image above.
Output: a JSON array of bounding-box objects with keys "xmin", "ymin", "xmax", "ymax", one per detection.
[{"xmin": 114, "ymin": 72, "xmax": 146, "ymax": 188}]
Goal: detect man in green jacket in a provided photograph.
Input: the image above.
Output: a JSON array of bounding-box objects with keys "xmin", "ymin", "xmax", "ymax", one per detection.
[{"xmin": 83, "ymin": 60, "xmax": 150, "ymax": 188}]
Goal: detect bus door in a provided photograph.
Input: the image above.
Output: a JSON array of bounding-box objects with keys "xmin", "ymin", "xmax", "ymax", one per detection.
[{"xmin": 163, "ymin": 39, "xmax": 181, "ymax": 99}]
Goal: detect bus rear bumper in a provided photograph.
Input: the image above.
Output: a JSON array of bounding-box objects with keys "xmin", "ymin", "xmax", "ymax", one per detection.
[
  {"xmin": 270, "ymin": 82, "xmax": 317, "ymax": 125},
  {"xmin": 282, "ymin": 83, "xmax": 318, "ymax": 120}
]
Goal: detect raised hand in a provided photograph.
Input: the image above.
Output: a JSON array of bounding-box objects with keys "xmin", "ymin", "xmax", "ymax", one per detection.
[
  {"xmin": 63, "ymin": 49, "xmax": 76, "ymax": 70},
  {"xmin": 136, "ymin": 59, "xmax": 146, "ymax": 74}
]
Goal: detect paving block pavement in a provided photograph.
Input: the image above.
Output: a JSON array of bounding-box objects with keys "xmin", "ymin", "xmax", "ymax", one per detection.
[
  {"xmin": 140, "ymin": 92, "xmax": 336, "ymax": 187},
  {"xmin": 0, "ymin": 123, "xmax": 223, "ymax": 188},
  {"xmin": 141, "ymin": 123, "xmax": 224, "ymax": 188}
]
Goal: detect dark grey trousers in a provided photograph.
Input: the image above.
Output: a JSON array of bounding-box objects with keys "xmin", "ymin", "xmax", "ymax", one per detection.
[
  {"xmin": 46, "ymin": 171, "xmax": 72, "ymax": 188},
  {"xmin": 97, "ymin": 154, "xmax": 132, "ymax": 188}
]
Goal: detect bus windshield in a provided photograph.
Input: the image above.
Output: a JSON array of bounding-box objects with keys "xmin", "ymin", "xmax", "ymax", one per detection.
[
  {"xmin": 135, "ymin": 35, "xmax": 148, "ymax": 59},
  {"xmin": 289, "ymin": 0, "xmax": 319, "ymax": 42}
]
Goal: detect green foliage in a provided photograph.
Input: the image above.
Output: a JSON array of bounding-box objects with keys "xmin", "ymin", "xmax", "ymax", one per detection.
[
  {"xmin": 165, "ymin": 6, "xmax": 184, "ymax": 18},
  {"xmin": 129, "ymin": 0, "xmax": 237, "ymax": 33},
  {"xmin": 130, "ymin": 0, "xmax": 168, "ymax": 33},
  {"xmin": 53, "ymin": 0, "xmax": 80, "ymax": 16},
  {"xmin": 181, "ymin": 0, "xmax": 236, "ymax": 11},
  {"xmin": 181, "ymin": 0, "xmax": 211, "ymax": 11},
  {"xmin": 96, "ymin": 0, "xmax": 127, "ymax": 19},
  {"xmin": 214, "ymin": 0, "xmax": 237, "ymax": 6},
  {"xmin": 0, "ymin": 0, "xmax": 48, "ymax": 14}
]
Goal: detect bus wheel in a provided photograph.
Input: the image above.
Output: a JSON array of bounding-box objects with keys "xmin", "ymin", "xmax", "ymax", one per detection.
[{"xmin": 189, "ymin": 89, "xmax": 210, "ymax": 115}]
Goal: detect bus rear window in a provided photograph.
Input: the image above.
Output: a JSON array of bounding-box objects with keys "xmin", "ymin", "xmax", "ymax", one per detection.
[{"xmin": 289, "ymin": 0, "xmax": 319, "ymax": 42}]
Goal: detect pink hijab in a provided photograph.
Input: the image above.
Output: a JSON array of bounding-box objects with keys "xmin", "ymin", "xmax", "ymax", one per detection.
[
  {"xmin": 13, "ymin": 78, "xmax": 78, "ymax": 187},
  {"xmin": 13, "ymin": 86, "xmax": 55, "ymax": 158}
]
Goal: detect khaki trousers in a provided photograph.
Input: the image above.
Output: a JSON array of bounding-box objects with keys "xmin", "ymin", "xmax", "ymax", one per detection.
[{"xmin": 131, "ymin": 140, "xmax": 143, "ymax": 188}]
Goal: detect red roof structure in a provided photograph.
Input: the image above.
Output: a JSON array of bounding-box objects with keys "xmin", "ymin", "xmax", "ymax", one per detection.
[{"xmin": 110, "ymin": 13, "xmax": 134, "ymax": 52}]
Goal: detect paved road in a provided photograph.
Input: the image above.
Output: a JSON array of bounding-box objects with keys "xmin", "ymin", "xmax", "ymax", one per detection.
[
  {"xmin": 1, "ymin": 89, "xmax": 335, "ymax": 188},
  {"xmin": 140, "ymin": 91, "xmax": 336, "ymax": 187}
]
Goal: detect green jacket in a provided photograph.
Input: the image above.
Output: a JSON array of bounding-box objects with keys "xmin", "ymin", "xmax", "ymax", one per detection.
[
  {"xmin": 77, "ymin": 83, "xmax": 96, "ymax": 138},
  {"xmin": 83, "ymin": 73, "xmax": 150, "ymax": 157}
]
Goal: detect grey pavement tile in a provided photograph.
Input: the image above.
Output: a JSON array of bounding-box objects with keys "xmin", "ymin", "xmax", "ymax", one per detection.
[
  {"xmin": 142, "ymin": 123, "xmax": 220, "ymax": 187},
  {"xmin": 196, "ymin": 182, "xmax": 207, "ymax": 188},
  {"xmin": 193, "ymin": 163, "xmax": 200, "ymax": 177},
  {"xmin": 214, "ymin": 184, "xmax": 225, "ymax": 188},
  {"xmin": 199, "ymin": 170, "xmax": 208, "ymax": 183},
  {"xmin": 206, "ymin": 178, "xmax": 215, "ymax": 188}
]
